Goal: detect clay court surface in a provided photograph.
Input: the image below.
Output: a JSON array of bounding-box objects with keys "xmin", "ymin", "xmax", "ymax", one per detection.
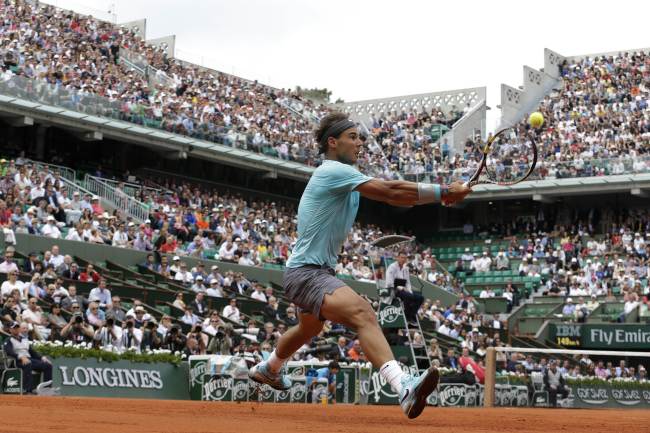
[{"xmin": 1, "ymin": 396, "xmax": 649, "ymax": 433}]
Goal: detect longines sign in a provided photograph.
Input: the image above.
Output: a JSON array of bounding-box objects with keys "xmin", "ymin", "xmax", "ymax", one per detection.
[
  {"xmin": 52, "ymin": 357, "xmax": 188, "ymax": 399},
  {"xmin": 59, "ymin": 366, "xmax": 164, "ymax": 389}
]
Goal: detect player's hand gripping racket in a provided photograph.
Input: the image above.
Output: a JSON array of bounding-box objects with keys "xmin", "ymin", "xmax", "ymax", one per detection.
[{"xmin": 442, "ymin": 126, "xmax": 538, "ymax": 206}]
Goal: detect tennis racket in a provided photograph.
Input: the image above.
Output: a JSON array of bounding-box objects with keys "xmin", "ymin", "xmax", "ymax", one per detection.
[
  {"xmin": 466, "ymin": 125, "xmax": 538, "ymax": 186},
  {"xmin": 442, "ymin": 125, "xmax": 538, "ymax": 205}
]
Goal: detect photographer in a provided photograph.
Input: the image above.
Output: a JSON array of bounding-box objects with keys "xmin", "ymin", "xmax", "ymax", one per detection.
[
  {"xmin": 120, "ymin": 314, "xmax": 142, "ymax": 352},
  {"xmin": 162, "ymin": 325, "xmax": 186, "ymax": 353},
  {"xmin": 60, "ymin": 310, "xmax": 94, "ymax": 344},
  {"xmin": 141, "ymin": 318, "xmax": 162, "ymax": 351},
  {"xmin": 206, "ymin": 323, "xmax": 234, "ymax": 355},
  {"xmin": 94, "ymin": 316, "xmax": 123, "ymax": 350}
]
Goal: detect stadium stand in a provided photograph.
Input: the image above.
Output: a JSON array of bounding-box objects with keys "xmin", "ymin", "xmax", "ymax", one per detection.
[{"xmin": 0, "ymin": 0, "xmax": 648, "ymax": 409}]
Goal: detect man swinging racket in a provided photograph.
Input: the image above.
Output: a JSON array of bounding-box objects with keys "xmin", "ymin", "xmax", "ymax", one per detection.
[{"xmin": 249, "ymin": 112, "xmax": 471, "ymax": 418}]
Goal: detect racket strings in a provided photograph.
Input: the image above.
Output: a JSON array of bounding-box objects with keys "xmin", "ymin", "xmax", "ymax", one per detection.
[{"xmin": 483, "ymin": 129, "xmax": 536, "ymax": 184}]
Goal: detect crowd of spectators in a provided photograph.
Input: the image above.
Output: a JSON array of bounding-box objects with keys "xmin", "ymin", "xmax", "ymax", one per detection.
[
  {"xmin": 0, "ymin": 240, "xmax": 371, "ymax": 369},
  {"xmin": 1, "ymin": 0, "xmax": 650, "ymax": 184}
]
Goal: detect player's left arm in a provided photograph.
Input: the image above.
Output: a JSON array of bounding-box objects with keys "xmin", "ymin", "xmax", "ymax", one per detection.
[{"xmin": 355, "ymin": 179, "xmax": 471, "ymax": 206}]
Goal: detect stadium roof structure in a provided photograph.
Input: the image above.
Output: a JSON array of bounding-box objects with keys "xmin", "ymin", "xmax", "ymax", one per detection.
[
  {"xmin": 0, "ymin": 92, "xmax": 315, "ymax": 182},
  {"xmin": 465, "ymin": 173, "xmax": 650, "ymax": 203}
]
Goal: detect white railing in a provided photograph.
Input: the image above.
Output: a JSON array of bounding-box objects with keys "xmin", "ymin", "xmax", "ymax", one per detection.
[
  {"xmin": 91, "ymin": 177, "xmax": 162, "ymax": 199},
  {"xmin": 84, "ymin": 174, "xmax": 149, "ymax": 223},
  {"xmin": 26, "ymin": 158, "xmax": 77, "ymax": 182}
]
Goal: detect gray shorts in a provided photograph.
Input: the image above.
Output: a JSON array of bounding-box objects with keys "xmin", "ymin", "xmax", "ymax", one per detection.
[{"xmin": 283, "ymin": 265, "xmax": 347, "ymax": 321}]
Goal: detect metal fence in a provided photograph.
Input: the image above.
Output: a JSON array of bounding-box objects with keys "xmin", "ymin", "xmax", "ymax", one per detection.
[{"xmin": 84, "ymin": 174, "xmax": 150, "ymax": 222}]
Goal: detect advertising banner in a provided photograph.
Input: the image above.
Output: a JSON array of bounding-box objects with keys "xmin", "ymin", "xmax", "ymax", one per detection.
[
  {"xmin": 551, "ymin": 323, "xmax": 650, "ymax": 349},
  {"xmin": 51, "ymin": 357, "xmax": 189, "ymax": 399}
]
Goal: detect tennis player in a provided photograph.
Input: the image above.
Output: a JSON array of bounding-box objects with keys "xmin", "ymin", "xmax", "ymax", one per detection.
[{"xmin": 250, "ymin": 112, "xmax": 471, "ymax": 418}]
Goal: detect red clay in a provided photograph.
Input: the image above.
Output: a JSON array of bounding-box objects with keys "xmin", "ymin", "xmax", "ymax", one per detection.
[{"xmin": 0, "ymin": 396, "xmax": 648, "ymax": 433}]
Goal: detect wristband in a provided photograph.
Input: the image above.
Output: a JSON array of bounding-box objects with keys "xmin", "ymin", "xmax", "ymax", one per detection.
[
  {"xmin": 416, "ymin": 183, "xmax": 441, "ymax": 204},
  {"xmin": 441, "ymin": 184, "xmax": 449, "ymax": 199}
]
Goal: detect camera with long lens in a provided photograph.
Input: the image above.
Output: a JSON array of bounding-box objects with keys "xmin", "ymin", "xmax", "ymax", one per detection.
[{"xmin": 74, "ymin": 314, "xmax": 83, "ymax": 324}]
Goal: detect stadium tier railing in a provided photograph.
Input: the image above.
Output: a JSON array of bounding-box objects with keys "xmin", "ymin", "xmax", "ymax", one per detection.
[{"xmin": 84, "ymin": 174, "xmax": 150, "ymax": 222}]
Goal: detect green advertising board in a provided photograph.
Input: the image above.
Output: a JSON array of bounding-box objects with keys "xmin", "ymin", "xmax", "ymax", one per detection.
[
  {"xmin": 51, "ymin": 357, "xmax": 189, "ymax": 399},
  {"xmin": 551, "ymin": 323, "xmax": 650, "ymax": 349},
  {"xmin": 1, "ymin": 369, "xmax": 22, "ymax": 394},
  {"xmin": 377, "ymin": 302, "xmax": 406, "ymax": 328},
  {"xmin": 363, "ymin": 364, "xmax": 418, "ymax": 404},
  {"xmin": 188, "ymin": 355, "xmax": 211, "ymax": 400},
  {"xmin": 569, "ymin": 382, "xmax": 650, "ymax": 408}
]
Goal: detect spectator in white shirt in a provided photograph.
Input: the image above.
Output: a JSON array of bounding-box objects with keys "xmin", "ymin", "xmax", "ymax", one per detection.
[
  {"xmin": 48, "ymin": 245, "xmax": 64, "ymax": 269},
  {"xmin": 41, "ymin": 215, "xmax": 61, "ymax": 238},
  {"xmin": 479, "ymin": 288, "xmax": 495, "ymax": 298},
  {"xmin": 206, "ymin": 279, "xmax": 225, "ymax": 298},
  {"xmin": 0, "ymin": 250, "xmax": 19, "ymax": 274},
  {"xmin": 22, "ymin": 297, "xmax": 50, "ymax": 340},
  {"xmin": 218, "ymin": 239, "xmax": 238, "ymax": 262},
  {"xmin": 112, "ymin": 223, "xmax": 129, "ymax": 248},
  {"xmin": 222, "ymin": 298, "xmax": 241, "ymax": 323},
  {"xmin": 250, "ymin": 283, "xmax": 267, "ymax": 302},
  {"xmin": 174, "ymin": 263, "xmax": 194, "ymax": 285},
  {"xmin": 190, "ymin": 276, "xmax": 207, "ymax": 293},
  {"xmin": 1, "ymin": 271, "xmax": 25, "ymax": 298},
  {"xmin": 88, "ymin": 279, "xmax": 112, "ymax": 309},
  {"xmin": 65, "ymin": 225, "xmax": 84, "ymax": 242}
]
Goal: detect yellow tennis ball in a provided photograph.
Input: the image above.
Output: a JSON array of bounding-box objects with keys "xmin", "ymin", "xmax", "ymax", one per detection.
[{"xmin": 529, "ymin": 111, "xmax": 544, "ymax": 128}]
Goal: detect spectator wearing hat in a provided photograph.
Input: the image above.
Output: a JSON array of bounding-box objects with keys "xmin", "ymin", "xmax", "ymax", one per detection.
[
  {"xmin": 169, "ymin": 256, "xmax": 182, "ymax": 274},
  {"xmin": 561, "ymin": 298, "xmax": 575, "ymax": 318},
  {"xmin": 3, "ymin": 321, "xmax": 52, "ymax": 394},
  {"xmin": 206, "ymin": 279, "xmax": 225, "ymax": 298},
  {"xmin": 90, "ymin": 196, "xmax": 103, "ymax": 216},
  {"xmin": 207, "ymin": 265, "xmax": 224, "ymax": 286},
  {"xmin": 40, "ymin": 215, "xmax": 61, "ymax": 238},
  {"xmin": 190, "ymin": 275, "xmax": 207, "ymax": 294},
  {"xmin": 174, "ymin": 262, "xmax": 194, "ymax": 285}
]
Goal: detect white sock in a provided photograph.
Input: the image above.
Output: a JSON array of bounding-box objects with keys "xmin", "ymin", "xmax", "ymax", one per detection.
[
  {"xmin": 380, "ymin": 360, "xmax": 405, "ymax": 394},
  {"xmin": 266, "ymin": 350, "xmax": 288, "ymax": 373}
]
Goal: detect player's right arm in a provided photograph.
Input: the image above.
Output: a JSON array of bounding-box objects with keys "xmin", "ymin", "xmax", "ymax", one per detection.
[{"xmin": 355, "ymin": 179, "xmax": 471, "ymax": 206}]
